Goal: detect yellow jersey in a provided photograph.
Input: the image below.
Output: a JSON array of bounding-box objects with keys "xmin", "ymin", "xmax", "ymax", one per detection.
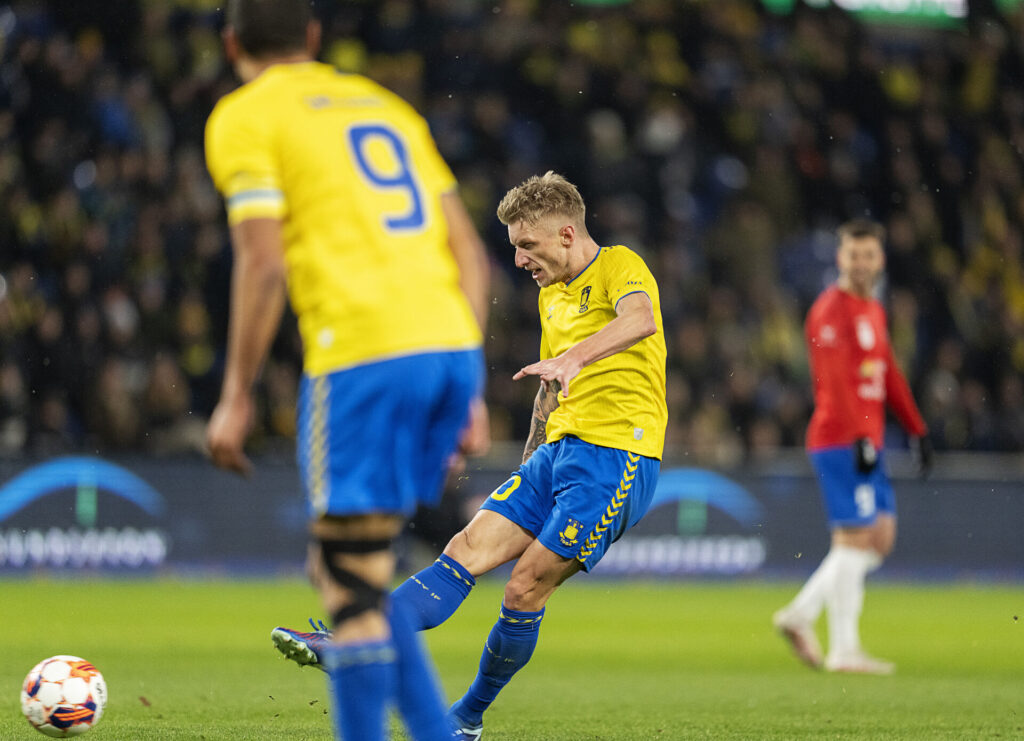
[
  {"xmin": 205, "ymin": 62, "xmax": 481, "ymax": 375},
  {"xmin": 539, "ymin": 245, "xmax": 667, "ymax": 459}
]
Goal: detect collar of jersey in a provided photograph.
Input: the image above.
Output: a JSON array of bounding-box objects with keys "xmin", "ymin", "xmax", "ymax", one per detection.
[
  {"xmin": 835, "ymin": 284, "xmax": 874, "ymax": 304},
  {"xmin": 259, "ymin": 60, "xmax": 322, "ymax": 81},
  {"xmin": 559, "ymin": 247, "xmax": 604, "ymax": 290}
]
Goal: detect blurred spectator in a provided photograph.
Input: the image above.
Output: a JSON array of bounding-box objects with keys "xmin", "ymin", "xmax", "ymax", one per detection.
[{"xmin": 0, "ymin": 0, "xmax": 1022, "ymax": 461}]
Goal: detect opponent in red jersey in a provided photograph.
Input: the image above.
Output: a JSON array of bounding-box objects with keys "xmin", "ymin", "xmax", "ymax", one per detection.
[{"xmin": 774, "ymin": 219, "xmax": 933, "ymax": 675}]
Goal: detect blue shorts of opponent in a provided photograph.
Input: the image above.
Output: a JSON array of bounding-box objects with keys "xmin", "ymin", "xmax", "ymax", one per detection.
[
  {"xmin": 809, "ymin": 446, "xmax": 896, "ymax": 529},
  {"xmin": 481, "ymin": 435, "xmax": 660, "ymax": 571},
  {"xmin": 297, "ymin": 348, "xmax": 483, "ymax": 517}
]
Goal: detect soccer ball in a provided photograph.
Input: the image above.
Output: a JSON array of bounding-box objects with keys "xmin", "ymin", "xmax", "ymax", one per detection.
[{"xmin": 20, "ymin": 656, "xmax": 107, "ymax": 737}]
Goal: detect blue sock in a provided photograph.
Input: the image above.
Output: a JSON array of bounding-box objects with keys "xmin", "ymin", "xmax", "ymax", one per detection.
[
  {"xmin": 450, "ymin": 604, "xmax": 545, "ymax": 727},
  {"xmin": 389, "ymin": 599, "xmax": 453, "ymax": 741},
  {"xmin": 324, "ymin": 641, "xmax": 396, "ymax": 741},
  {"xmin": 392, "ymin": 553, "xmax": 475, "ymax": 630}
]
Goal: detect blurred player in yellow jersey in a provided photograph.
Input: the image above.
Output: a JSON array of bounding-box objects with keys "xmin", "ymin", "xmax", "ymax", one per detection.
[
  {"xmin": 204, "ymin": 1, "xmax": 489, "ymax": 739},
  {"xmin": 275, "ymin": 172, "xmax": 668, "ymax": 740}
]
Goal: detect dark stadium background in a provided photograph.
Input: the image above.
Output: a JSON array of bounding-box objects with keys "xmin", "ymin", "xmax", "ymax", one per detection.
[{"xmin": 0, "ymin": 0, "xmax": 1022, "ymax": 578}]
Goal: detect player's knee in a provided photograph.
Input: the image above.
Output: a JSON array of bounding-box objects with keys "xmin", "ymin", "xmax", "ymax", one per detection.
[
  {"xmin": 316, "ymin": 536, "xmax": 391, "ymax": 629},
  {"xmin": 502, "ymin": 572, "xmax": 546, "ymax": 612},
  {"xmin": 442, "ymin": 527, "xmax": 485, "ymax": 575},
  {"xmin": 871, "ymin": 518, "xmax": 896, "ymax": 557}
]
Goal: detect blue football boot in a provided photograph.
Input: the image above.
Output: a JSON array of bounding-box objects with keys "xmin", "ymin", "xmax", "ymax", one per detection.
[{"xmin": 271, "ymin": 618, "xmax": 331, "ymax": 671}]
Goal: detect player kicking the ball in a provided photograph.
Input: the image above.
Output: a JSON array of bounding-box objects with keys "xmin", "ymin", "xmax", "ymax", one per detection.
[
  {"xmin": 273, "ymin": 171, "xmax": 668, "ymax": 739},
  {"xmin": 773, "ymin": 218, "xmax": 933, "ymax": 675}
]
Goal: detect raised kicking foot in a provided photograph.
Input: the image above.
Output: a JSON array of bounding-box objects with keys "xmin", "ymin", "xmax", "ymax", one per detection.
[
  {"xmin": 772, "ymin": 609, "xmax": 823, "ymax": 670},
  {"xmin": 824, "ymin": 650, "xmax": 895, "ymax": 675},
  {"xmin": 271, "ymin": 618, "xmax": 331, "ymax": 672}
]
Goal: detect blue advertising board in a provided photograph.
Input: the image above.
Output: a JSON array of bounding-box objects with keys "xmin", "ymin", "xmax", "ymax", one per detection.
[{"xmin": 0, "ymin": 453, "xmax": 1020, "ymax": 580}]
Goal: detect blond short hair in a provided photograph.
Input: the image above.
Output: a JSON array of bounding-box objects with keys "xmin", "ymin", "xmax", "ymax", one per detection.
[{"xmin": 496, "ymin": 171, "xmax": 586, "ymax": 227}]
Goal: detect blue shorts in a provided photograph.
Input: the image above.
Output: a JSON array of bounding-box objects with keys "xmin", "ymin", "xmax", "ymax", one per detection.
[
  {"xmin": 809, "ymin": 446, "xmax": 896, "ymax": 528},
  {"xmin": 481, "ymin": 436, "xmax": 660, "ymax": 571},
  {"xmin": 297, "ymin": 349, "xmax": 482, "ymax": 518}
]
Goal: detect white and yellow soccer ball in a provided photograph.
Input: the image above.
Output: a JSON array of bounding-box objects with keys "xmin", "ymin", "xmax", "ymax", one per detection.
[{"xmin": 20, "ymin": 656, "xmax": 107, "ymax": 737}]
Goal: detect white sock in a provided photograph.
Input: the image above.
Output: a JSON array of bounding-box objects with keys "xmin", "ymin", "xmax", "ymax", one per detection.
[
  {"xmin": 825, "ymin": 545, "xmax": 882, "ymax": 657},
  {"xmin": 781, "ymin": 549, "xmax": 841, "ymax": 625}
]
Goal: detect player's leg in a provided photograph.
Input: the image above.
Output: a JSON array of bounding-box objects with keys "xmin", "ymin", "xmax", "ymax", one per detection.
[
  {"xmin": 294, "ymin": 353, "xmax": 480, "ymax": 740},
  {"xmin": 818, "ymin": 453, "xmax": 896, "ymax": 674},
  {"xmin": 308, "ymin": 513, "xmax": 404, "ymax": 741},
  {"xmin": 383, "ymin": 349, "xmax": 490, "ymax": 740},
  {"xmin": 395, "ymin": 443, "xmax": 558, "ymax": 639},
  {"xmin": 393, "ymin": 507, "xmax": 535, "ymax": 630},
  {"xmin": 449, "ymin": 540, "xmax": 581, "ymax": 734},
  {"xmin": 274, "ymin": 507, "xmax": 532, "ymax": 665},
  {"xmin": 773, "ymin": 548, "xmax": 833, "ymax": 668},
  {"xmin": 450, "ymin": 439, "xmax": 660, "ymax": 735},
  {"xmin": 273, "ymin": 482, "xmax": 537, "ymax": 676},
  {"xmin": 867, "ymin": 511, "xmax": 897, "ymax": 557},
  {"xmin": 775, "ymin": 447, "xmax": 859, "ymax": 670},
  {"xmin": 824, "ymin": 512, "xmax": 895, "ymax": 674},
  {"xmin": 772, "ymin": 571, "xmax": 829, "ymax": 668}
]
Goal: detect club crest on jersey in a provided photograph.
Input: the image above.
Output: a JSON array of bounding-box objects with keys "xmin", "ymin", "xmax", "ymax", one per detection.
[
  {"xmin": 559, "ymin": 517, "xmax": 583, "ymax": 547},
  {"xmin": 578, "ymin": 286, "xmax": 591, "ymax": 313},
  {"xmin": 855, "ymin": 317, "xmax": 876, "ymax": 350}
]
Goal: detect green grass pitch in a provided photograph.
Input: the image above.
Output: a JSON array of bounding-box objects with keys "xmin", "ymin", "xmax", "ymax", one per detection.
[{"xmin": 1, "ymin": 577, "xmax": 1022, "ymax": 739}]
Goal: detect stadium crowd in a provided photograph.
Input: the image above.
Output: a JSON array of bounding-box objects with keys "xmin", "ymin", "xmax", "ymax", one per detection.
[{"xmin": 1, "ymin": 0, "xmax": 1023, "ymax": 462}]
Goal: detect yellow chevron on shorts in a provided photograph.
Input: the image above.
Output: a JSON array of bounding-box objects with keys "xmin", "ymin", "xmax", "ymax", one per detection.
[
  {"xmin": 309, "ymin": 375, "xmax": 330, "ymax": 514},
  {"xmin": 576, "ymin": 456, "xmax": 640, "ymax": 561}
]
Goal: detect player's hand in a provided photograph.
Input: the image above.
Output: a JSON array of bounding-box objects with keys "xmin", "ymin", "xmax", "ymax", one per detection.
[
  {"xmin": 459, "ymin": 397, "xmax": 491, "ymax": 457},
  {"xmin": 513, "ymin": 353, "xmax": 583, "ymax": 398},
  {"xmin": 911, "ymin": 434, "xmax": 934, "ymax": 479},
  {"xmin": 853, "ymin": 437, "xmax": 878, "ymax": 474},
  {"xmin": 206, "ymin": 392, "xmax": 254, "ymax": 477}
]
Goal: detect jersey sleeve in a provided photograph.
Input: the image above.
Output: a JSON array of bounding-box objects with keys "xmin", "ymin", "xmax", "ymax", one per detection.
[
  {"xmin": 205, "ymin": 98, "xmax": 287, "ymax": 225},
  {"xmin": 806, "ymin": 303, "xmax": 872, "ymax": 440},
  {"xmin": 884, "ymin": 342, "xmax": 928, "ymax": 437},
  {"xmin": 602, "ymin": 248, "xmax": 657, "ymax": 311}
]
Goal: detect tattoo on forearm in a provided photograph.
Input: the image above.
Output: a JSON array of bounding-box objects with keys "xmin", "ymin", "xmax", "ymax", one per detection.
[{"xmin": 522, "ymin": 381, "xmax": 561, "ymax": 463}]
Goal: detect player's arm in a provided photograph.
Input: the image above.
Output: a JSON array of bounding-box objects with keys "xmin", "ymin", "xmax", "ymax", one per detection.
[
  {"xmin": 883, "ymin": 343, "xmax": 932, "ymax": 476},
  {"xmin": 522, "ymin": 380, "xmax": 561, "ymax": 463},
  {"xmin": 207, "ymin": 217, "xmax": 288, "ymax": 476},
  {"xmin": 882, "ymin": 344, "xmax": 927, "ymax": 437},
  {"xmin": 513, "ymin": 291, "xmax": 656, "ymax": 398},
  {"xmin": 440, "ymin": 191, "xmax": 491, "ymax": 456}
]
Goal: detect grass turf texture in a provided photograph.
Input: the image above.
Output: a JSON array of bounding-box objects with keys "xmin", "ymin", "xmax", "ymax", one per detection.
[{"xmin": 1, "ymin": 578, "xmax": 1022, "ymax": 740}]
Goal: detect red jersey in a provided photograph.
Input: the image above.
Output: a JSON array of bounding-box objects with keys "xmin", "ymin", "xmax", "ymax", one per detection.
[{"xmin": 805, "ymin": 285, "xmax": 927, "ymax": 451}]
